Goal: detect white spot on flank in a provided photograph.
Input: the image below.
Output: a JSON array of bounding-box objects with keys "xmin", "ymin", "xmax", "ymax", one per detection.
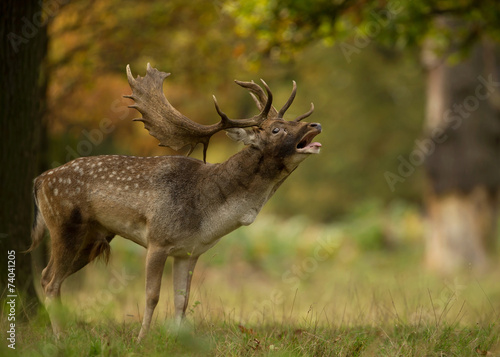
[
  {"xmin": 48, "ymin": 171, "xmax": 53, "ymax": 175},
  {"xmin": 97, "ymin": 162, "xmax": 103, "ymax": 166},
  {"xmin": 76, "ymin": 187, "xmax": 81, "ymax": 193},
  {"xmin": 124, "ymin": 185, "xmax": 129, "ymax": 190},
  {"xmin": 127, "ymin": 177, "xmax": 132, "ymax": 181},
  {"xmin": 58, "ymin": 178, "xmax": 62, "ymax": 183},
  {"xmin": 134, "ymin": 183, "xmax": 138, "ymax": 188},
  {"xmin": 67, "ymin": 178, "xmax": 71, "ymax": 184},
  {"xmin": 54, "ymin": 188, "xmax": 58, "ymax": 196}
]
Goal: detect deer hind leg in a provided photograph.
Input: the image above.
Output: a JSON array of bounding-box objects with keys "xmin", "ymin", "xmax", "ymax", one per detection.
[
  {"xmin": 42, "ymin": 223, "xmax": 111, "ymax": 335},
  {"xmin": 137, "ymin": 246, "xmax": 168, "ymax": 342},
  {"xmin": 173, "ymin": 256, "xmax": 198, "ymax": 325},
  {"xmin": 41, "ymin": 227, "xmax": 81, "ymax": 336}
]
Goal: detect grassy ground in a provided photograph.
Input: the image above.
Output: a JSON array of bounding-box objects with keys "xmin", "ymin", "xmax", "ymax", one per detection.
[{"xmin": 3, "ymin": 202, "xmax": 500, "ymax": 356}]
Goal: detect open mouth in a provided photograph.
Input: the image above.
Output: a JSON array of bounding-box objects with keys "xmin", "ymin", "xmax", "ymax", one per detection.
[{"xmin": 296, "ymin": 130, "xmax": 322, "ymax": 154}]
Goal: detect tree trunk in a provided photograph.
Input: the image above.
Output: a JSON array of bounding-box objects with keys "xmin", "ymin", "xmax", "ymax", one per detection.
[
  {"xmin": 422, "ymin": 27, "xmax": 500, "ymax": 274},
  {"xmin": 0, "ymin": 0, "xmax": 48, "ymax": 317}
]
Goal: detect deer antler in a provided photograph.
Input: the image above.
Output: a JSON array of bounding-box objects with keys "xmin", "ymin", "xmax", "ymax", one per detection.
[
  {"xmin": 234, "ymin": 80, "xmax": 279, "ymax": 118},
  {"xmin": 124, "ymin": 64, "xmax": 272, "ymax": 162},
  {"xmin": 235, "ymin": 80, "xmax": 314, "ymax": 121}
]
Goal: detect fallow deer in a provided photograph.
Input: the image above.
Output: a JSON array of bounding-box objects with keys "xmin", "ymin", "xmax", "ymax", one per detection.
[{"xmin": 30, "ymin": 64, "xmax": 322, "ymax": 340}]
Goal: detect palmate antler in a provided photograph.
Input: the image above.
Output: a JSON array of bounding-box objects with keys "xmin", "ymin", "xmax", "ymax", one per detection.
[{"xmin": 124, "ymin": 64, "xmax": 314, "ymax": 161}]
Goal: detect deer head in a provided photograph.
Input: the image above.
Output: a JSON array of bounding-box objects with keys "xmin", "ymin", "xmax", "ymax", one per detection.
[{"xmin": 124, "ymin": 63, "xmax": 321, "ymax": 163}]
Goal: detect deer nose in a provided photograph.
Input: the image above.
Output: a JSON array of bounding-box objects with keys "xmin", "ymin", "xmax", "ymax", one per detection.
[{"xmin": 309, "ymin": 123, "xmax": 322, "ymax": 132}]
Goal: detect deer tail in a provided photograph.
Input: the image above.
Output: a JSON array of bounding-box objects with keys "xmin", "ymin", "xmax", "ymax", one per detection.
[
  {"xmin": 89, "ymin": 240, "xmax": 111, "ymax": 264},
  {"xmin": 27, "ymin": 179, "xmax": 46, "ymax": 253}
]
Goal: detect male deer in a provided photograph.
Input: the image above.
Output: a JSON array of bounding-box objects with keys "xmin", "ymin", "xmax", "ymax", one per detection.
[{"xmin": 30, "ymin": 64, "xmax": 321, "ymax": 340}]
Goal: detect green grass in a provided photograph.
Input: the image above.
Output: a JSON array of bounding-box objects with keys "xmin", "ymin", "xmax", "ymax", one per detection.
[
  {"xmin": 4, "ymin": 318, "xmax": 499, "ymax": 356},
  {"xmin": 3, "ymin": 205, "xmax": 500, "ymax": 356}
]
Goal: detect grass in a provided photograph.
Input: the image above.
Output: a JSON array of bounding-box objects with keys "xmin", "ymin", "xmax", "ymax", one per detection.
[
  {"xmin": 5, "ymin": 317, "xmax": 500, "ymax": 356},
  {"xmin": 3, "ymin": 203, "xmax": 500, "ymax": 356}
]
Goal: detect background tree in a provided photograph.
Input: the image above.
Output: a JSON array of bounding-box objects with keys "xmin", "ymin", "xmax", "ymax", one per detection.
[
  {"xmin": 1, "ymin": 0, "xmax": 49, "ymax": 315},
  {"xmin": 225, "ymin": 0, "xmax": 500, "ymax": 273},
  {"xmin": 422, "ymin": 22, "xmax": 500, "ymax": 273}
]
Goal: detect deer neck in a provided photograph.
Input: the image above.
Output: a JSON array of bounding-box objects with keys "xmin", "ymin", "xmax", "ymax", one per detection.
[
  {"xmin": 220, "ymin": 145, "xmax": 289, "ymax": 189},
  {"xmin": 206, "ymin": 146, "xmax": 291, "ymax": 225}
]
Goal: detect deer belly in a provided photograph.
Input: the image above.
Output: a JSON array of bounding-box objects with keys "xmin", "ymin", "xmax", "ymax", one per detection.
[{"xmin": 94, "ymin": 206, "xmax": 148, "ymax": 247}]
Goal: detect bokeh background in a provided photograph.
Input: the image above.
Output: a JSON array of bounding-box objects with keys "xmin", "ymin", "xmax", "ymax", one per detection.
[{"xmin": 2, "ymin": 0, "xmax": 500, "ymax": 354}]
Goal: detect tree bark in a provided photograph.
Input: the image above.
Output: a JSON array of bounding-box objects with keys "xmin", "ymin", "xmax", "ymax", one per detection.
[
  {"xmin": 422, "ymin": 26, "xmax": 500, "ymax": 274},
  {"xmin": 0, "ymin": 0, "xmax": 48, "ymax": 317}
]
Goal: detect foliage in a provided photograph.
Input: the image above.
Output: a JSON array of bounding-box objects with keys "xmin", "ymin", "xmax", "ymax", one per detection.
[{"xmin": 226, "ymin": 0, "xmax": 500, "ymax": 59}]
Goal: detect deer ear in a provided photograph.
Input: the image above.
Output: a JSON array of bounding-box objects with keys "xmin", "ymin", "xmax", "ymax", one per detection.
[{"xmin": 225, "ymin": 128, "xmax": 256, "ymax": 145}]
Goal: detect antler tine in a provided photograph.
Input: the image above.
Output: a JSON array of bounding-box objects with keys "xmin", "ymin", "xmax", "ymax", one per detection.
[
  {"xmin": 294, "ymin": 102, "xmax": 315, "ymax": 122},
  {"xmin": 234, "ymin": 80, "xmax": 265, "ymax": 111},
  {"xmin": 277, "ymin": 80, "xmax": 297, "ymax": 120},
  {"xmin": 258, "ymin": 79, "xmax": 273, "ymax": 122},
  {"xmin": 234, "ymin": 80, "xmax": 279, "ymax": 118},
  {"xmin": 125, "ymin": 64, "xmax": 135, "ymax": 84},
  {"xmin": 212, "ymin": 95, "xmax": 231, "ymax": 125}
]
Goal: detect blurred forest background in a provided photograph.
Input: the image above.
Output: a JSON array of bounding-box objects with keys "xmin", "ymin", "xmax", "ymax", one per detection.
[{"xmin": 2, "ymin": 0, "xmax": 500, "ymax": 338}]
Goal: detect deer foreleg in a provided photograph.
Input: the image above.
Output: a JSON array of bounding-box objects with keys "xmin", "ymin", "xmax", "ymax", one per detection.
[
  {"xmin": 173, "ymin": 256, "xmax": 198, "ymax": 324},
  {"xmin": 137, "ymin": 247, "xmax": 168, "ymax": 341}
]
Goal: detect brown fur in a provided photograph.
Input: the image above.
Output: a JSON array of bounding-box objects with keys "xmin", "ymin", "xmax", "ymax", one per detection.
[
  {"xmin": 27, "ymin": 183, "xmax": 46, "ymax": 253},
  {"xmin": 89, "ymin": 240, "xmax": 111, "ymax": 264},
  {"xmin": 34, "ymin": 66, "xmax": 322, "ymax": 341}
]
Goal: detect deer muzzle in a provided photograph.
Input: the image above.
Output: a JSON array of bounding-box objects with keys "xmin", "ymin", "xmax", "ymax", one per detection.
[{"xmin": 296, "ymin": 123, "xmax": 322, "ymax": 154}]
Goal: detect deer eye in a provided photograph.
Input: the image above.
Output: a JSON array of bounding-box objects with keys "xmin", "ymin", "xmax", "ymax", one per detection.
[{"xmin": 272, "ymin": 127, "xmax": 280, "ymax": 134}]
